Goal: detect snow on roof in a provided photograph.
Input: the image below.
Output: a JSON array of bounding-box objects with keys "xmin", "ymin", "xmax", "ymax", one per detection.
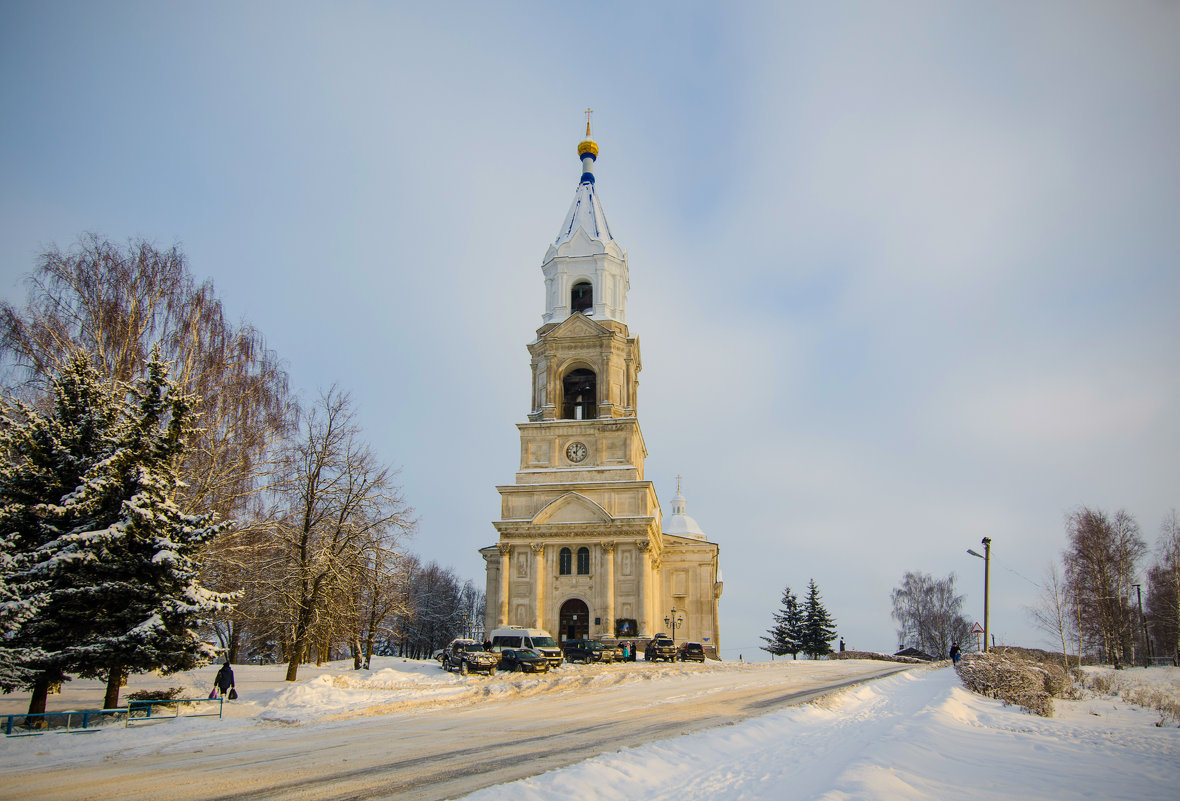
[{"xmin": 663, "ymin": 486, "xmax": 708, "ymax": 541}]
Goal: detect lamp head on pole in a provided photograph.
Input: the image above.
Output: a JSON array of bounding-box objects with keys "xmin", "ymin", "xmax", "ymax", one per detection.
[{"xmin": 967, "ymin": 549, "xmax": 984, "ymax": 559}]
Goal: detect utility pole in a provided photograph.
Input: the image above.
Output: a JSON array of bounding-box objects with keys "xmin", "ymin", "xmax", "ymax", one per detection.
[
  {"xmin": 983, "ymin": 538, "xmax": 991, "ymax": 652},
  {"xmin": 968, "ymin": 537, "xmax": 992, "ymax": 653},
  {"xmin": 1133, "ymin": 584, "xmax": 1151, "ymax": 667}
]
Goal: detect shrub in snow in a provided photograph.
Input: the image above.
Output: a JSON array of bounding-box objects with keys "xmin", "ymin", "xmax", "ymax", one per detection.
[
  {"xmin": 955, "ymin": 651, "xmax": 1055, "ymax": 717},
  {"xmin": 1038, "ymin": 660, "xmax": 1069, "ymax": 698},
  {"xmin": 1120, "ymin": 686, "xmax": 1180, "ymax": 726}
]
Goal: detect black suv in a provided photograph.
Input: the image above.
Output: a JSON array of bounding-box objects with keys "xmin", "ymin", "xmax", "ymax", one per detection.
[
  {"xmin": 644, "ymin": 634, "xmax": 676, "ymax": 662},
  {"xmin": 442, "ymin": 638, "xmax": 498, "ymax": 676},
  {"xmin": 677, "ymin": 641, "xmax": 706, "ymax": 662},
  {"xmin": 563, "ymin": 638, "xmax": 616, "ymax": 664}
]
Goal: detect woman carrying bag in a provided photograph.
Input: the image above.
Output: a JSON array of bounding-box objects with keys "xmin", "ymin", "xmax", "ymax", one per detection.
[{"xmin": 214, "ymin": 661, "xmax": 237, "ymax": 700}]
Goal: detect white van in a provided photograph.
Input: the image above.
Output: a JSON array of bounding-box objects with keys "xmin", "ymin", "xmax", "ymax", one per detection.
[{"xmin": 488, "ymin": 626, "xmax": 563, "ymax": 667}]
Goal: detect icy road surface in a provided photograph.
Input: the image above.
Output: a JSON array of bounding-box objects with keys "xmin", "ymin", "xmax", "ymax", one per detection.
[{"xmin": 0, "ymin": 657, "xmax": 905, "ymax": 800}]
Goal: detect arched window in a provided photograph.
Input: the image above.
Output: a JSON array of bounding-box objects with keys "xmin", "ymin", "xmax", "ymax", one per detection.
[
  {"xmin": 571, "ymin": 281, "xmax": 592, "ymax": 314},
  {"xmin": 562, "ymin": 369, "xmax": 597, "ymax": 420},
  {"xmin": 559, "ymin": 547, "xmax": 572, "ymax": 575},
  {"xmin": 576, "ymin": 547, "xmax": 590, "ymax": 575}
]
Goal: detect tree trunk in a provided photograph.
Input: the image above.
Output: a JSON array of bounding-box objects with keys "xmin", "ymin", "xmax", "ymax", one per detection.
[
  {"xmin": 285, "ymin": 643, "xmax": 302, "ymax": 682},
  {"xmin": 227, "ymin": 624, "xmax": 242, "ymax": 664},
  {"xmin": 103, "ymin": 664, "xmax": 124, "ymax": 710},
  {"xmin": 363, "ymin": 628, "xmax": 377, "ymax": 670},
  {"xmin": 286, "ymin": 618, "xmax": 310, "ymax": 681},
  {"xmin": 26, "ymin": 669, "xmax": 61, "ymax": 716},
  {"xmin": 351, "ymin": 636, "xmax": 362, "ymax": 670}
]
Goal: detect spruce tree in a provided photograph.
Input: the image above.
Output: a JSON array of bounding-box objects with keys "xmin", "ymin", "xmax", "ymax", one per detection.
[
  {"xmin": 801, "ymin": 578, "xmax": 837, "ymax": 659},
  {"xmin": 0, "ymin": 353, "xmax": 123, "ymax": 713},
  {"xmin": 1, "ymin": 351, "xmax": 229, "ymax": 711},
  {"xmin": 52, "ymin": 354, "xmax": 229, "ymax": 708},
  {"xmin": 761, "ymin": 585, "xmax": 804, "ymax": 659}
]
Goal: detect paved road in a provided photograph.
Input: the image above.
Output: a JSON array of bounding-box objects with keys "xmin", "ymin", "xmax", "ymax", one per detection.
[{"xmin": 8, "ymin": 662, "xmax": 909, "ymax": 801}]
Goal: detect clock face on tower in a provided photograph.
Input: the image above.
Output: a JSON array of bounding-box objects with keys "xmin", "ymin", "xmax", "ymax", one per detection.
[{"xmin": 565, "ymin": 441, "xmax": 588, "ymax": 463}]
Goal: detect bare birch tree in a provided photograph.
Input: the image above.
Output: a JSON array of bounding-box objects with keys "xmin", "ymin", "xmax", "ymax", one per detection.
[
  {"xmin": 1146, "ymin": 511, "xmax": 1180, "ymax": 664},
  {"xmin": 0, "ymin": 235, "xmax": 293, "ymax": 522},
  {"xmin": 269, "ymin": 388, "xmax": 413, "ymax": 682},
  {"xmin": 1027, "ymin": 562, "xmax": 1076, "ymax": 667},
  {"xmin": 1063, "ymin": 507, "xmax": 1145, "ymax": 665},
  {"xmin": 890, "ymin": 571, "xmax": 973, "ymax": 657}
]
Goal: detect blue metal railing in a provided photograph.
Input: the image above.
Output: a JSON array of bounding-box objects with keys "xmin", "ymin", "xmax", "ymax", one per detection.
[{"xmin": 3, "ymin": 697, "xmax": 223, "ymax": 736}]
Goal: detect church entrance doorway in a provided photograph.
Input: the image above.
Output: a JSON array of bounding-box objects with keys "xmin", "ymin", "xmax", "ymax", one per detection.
[{"xmin": 558, "ymin": 598, "xmax": 590, "ymax": 643}]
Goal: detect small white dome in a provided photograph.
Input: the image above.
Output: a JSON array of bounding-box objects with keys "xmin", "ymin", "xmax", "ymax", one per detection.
[{"xmin": 663, "ymin": 484, "xmax": 707, "ymax": 541}]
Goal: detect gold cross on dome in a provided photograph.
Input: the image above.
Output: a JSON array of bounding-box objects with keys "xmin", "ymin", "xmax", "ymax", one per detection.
[
  {"xmin": 584, "ymin": 107, "xmax": 594, "ymax": 137},
  {"xmin": 675, "ymin": 474, "xmax": 683, "ymax": 494}
]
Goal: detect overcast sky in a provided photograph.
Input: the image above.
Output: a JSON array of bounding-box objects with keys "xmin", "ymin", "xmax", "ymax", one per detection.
[{"xmin": 2, "ymin": 2, "xmax": 1178, "ymax": 659}]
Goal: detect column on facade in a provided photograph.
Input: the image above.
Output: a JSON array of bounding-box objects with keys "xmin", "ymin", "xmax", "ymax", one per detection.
[
  {"xmin": 637, "ymin": 539, "xmax": 650, "ymax": 635},
  {"xmin": 602, "ymin": 541, "xmax": 615, "ymax": 637},
  {"xmin": 531, "ymin": 542, "xmax": 545, "ymax": 629},
  {"xmin": 497, "ymin": 543, "xmax": 511, "ymax": 627}
]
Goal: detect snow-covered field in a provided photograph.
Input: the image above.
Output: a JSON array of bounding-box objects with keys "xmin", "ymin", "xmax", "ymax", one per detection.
[{"xmin": 0, "ymin": 657, "xmax": 1176, "ymax": 800}]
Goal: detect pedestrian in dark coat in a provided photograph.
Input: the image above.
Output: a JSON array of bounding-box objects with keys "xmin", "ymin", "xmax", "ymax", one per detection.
[
  {"xmin": 949, "ymin": 643, "xmax": 961, "ymax": 664},
  {"xmin": 215, "ymin": 661, "xmax": 236, "ymax": 698}
]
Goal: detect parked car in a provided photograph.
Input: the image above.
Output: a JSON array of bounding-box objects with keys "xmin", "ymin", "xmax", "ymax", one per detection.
[
  {"xmin": 442, "ymin": 638, "xmax": 498, "ymax": 676},
  {"xmin": 645, "ymin": 634, "xmax": 677, "ymax": 662},
  {"xmin": 498, "ymin": 648, "xmax": 551, "ymax": 673},
  {"xmin": 677, "ymin": 642, "xmax": 706, "ymax": 663},
  {"xmin": 488, "ymin": 626, "xmax": 564, "ymax": 668},
  {"xmin": 563, "ymin": 638, "xmax": 616, "ymax": 664}
]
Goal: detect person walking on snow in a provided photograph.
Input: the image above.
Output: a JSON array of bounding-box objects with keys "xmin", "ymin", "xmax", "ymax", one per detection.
[
  {"xmin": 949, "ymin": 643, "xmax": 961, "ymax": 664},
  {"xmin": 215, "ymin": 661, "xmax": 236, "ymax": 699}
]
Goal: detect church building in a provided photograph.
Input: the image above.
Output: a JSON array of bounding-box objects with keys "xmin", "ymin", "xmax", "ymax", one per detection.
[{"xmin": 480, "ymin": 121, "xmax": 723, "ymax": 655}]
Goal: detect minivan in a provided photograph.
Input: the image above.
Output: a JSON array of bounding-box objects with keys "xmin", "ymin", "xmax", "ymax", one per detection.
[{"xmin": 488, "ymin": 626, "xmax": 563, "ymax": 667}]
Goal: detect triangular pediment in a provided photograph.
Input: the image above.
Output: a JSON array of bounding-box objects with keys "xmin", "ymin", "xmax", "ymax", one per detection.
[
  {"xmin": 532, "ymin": 492, "xmax": 612, "ymax": 524},
  {"xmin": 546, "ymin": 313, "xmax": 611, "ymax": 339}
]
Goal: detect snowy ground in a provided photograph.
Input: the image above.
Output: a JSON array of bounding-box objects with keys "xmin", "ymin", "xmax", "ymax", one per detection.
[
  {"xmin": 0, "ymin": 657, "xmax": 1176, "ymax": 800},
  {"xmin": 461, "ymin": 664, "xmax": 1180, "ymax": 801}
]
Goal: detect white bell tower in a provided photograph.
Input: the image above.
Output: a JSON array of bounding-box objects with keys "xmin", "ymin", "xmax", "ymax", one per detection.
[{"xmin": 540, "ymin": 111, "xmax": 630, "ymax": 326}]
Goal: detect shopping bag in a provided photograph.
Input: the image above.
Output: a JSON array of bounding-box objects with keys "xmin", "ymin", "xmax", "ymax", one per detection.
[
  {"xmin": 228, "ymin": 688, "xmax": 238, "ymax": 700},
  {"xmin": 209, "ymin": 688, "xmax": 217, "ymax": 699}
]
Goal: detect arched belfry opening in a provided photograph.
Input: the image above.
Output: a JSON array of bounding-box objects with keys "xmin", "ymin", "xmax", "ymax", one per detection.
[
  {"xmin": 562, "ymin": 368, "xmax": 597, "ymax": 420},
  {"xmin": 571, "ymin": 280, "xmax": 593, "ymax": 314}
]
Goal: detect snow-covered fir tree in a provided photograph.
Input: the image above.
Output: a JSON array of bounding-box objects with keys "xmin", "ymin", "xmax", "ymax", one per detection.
[
  {"xmin": 800, "ymin": 578, "xmax": 837, "ymax": 659},
  {"xmin": 761, "ymin": 585, "xmax": 804, "ymax": 659},
  {"xmin": 0, "ymin": 351, "xmax": 229, "ymax": 712},
  {"xmin": 0, "ymin": 353, "xmax": 123, "ymax": 713},
  {"xmin": 53, "ymin": 353, "xmax": 229, "ymax": 708}
]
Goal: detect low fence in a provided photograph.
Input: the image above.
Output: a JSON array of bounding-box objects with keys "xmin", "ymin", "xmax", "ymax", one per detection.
[{"xmin": 3, "ymin": 697, "xmax": 223, "ymax": 737}]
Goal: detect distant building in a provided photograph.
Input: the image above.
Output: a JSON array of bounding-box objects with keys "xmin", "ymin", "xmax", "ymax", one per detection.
[{"xmin": 480, "ymin": 122, "xmax": 722, "ymax": 652}]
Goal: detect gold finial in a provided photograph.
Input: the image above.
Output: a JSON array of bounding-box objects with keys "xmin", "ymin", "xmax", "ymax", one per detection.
[
  {"xmin": 578, "ymin": 108, "xmax": 599, "ymax": 159},
  {"xmin": 675, "ymin": 474, "xmax": 683, "ymax": 494}
]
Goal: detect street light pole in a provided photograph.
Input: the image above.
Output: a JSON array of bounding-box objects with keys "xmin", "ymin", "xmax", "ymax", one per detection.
[
  {"xmin": 664, "ymin": 608, "xmax": 685, "ymax": 643},
  {"xmin": 967, "ymin": 537, "xmax": 992, "ymax": 653}
]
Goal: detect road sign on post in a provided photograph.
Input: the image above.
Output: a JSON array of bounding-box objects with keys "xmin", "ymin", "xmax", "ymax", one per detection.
[{"xmin": 971, "ymin": 622, "xmax": 984, "ymax": 652}]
